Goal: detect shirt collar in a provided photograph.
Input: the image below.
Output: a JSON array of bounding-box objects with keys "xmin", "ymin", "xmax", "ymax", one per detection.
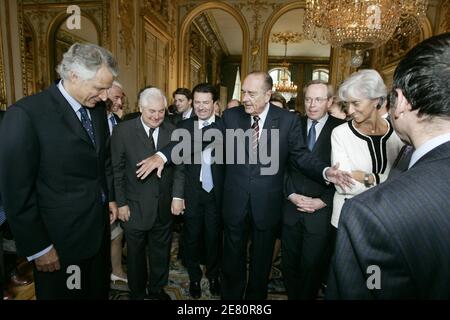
[
  {"xmin": 409, "ymin": 132, "xmax": 450, "ymax": 168},
  {"xmin": 198, "ymin": 114, "xmax": 216, "ymax": 129},
  {"xmin": 308, "ymin": 113, "xmax": 328, "ymax": 126},
  {"xmin": 253, "ymin": 102, "xmax": 270, "ymax": 124},
  {"xmin": 183, "ymin": 108, "xmax": 193, "ymax": 119},
  {"xmin": 140, "ymin": 116, "xmax": 159, "ymax": 134},
  {"xmin": 57, "ymin": 80, "xmax": 83, "ymax": 114}
]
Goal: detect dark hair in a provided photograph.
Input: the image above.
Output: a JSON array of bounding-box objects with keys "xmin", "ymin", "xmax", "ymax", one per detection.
[
  {"xmin": 247, "ymin": 71, "xmax": 273, "ymax": 92},
  {"xmin": 173, "ymin": 87, "xmax": 193, "ymax": 101},
  {"xmin": 192, "ymin": 83, "xmax": 218, "ymax": 102},
  {"xmin": 392, "ymin": 32, "xmax": 450, "ymax": 118}
]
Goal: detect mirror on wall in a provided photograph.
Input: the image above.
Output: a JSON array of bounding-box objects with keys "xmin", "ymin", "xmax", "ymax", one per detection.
[
  {"xmin": 184, "ymin": 8, "xmax": 243, "ymax": 106},
  {"xmin": 267, "ymin": 8, "xmax": 331, "ymax": 112}
]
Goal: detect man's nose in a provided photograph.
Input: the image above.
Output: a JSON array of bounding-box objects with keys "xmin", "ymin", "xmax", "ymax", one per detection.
[{"xmin": 99, "ymin": 90, "xmax": 108, "ymax": 101}]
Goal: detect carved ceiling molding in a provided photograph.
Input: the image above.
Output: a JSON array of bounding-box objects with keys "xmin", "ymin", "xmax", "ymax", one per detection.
[{"xmin": 194, "ymin": 13, "xmax": 226, "ymax": 56}]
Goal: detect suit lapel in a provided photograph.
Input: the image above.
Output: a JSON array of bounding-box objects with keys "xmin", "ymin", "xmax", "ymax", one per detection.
[
  {"xmin": 260, "ymin": 105, "xmax": 279, "ymax": 156},
  {"xmin": 90, "ymin": 105, "xmax": 104, "ymax": 153},
  {"xmin": 313, "ymin": 116, "xmax": 332, "ymax": 151},
  {"xmin": 301, "ymin": 116, "xmax": 308, "ymax": 144},
  {"xmin": 49, "ymin": 84, "xmax": 95, "ymax": 148},
  {"xmin": 157, "ymin": 121, "xmax": 170, "ymax": 151}
]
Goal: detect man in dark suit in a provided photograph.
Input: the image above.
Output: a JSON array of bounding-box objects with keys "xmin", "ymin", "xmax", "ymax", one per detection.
[
  {"xmin": 174, "ymin": 83, "xmax": 224, "ymax": 299},
  {"xmin": 0, "ymin": 110, "xmax": 6, "ymax": 300},
  {"xmin": 327, "ymin": 32, "xmax": 450, "ymax": 299},
  {"xmin": 135, "ymin": 72, "xmax": 352, "ymax": 300},
  {"xmin": 111, "ymin": 87, "xmax": 183, "ymax": 300},
  {"xmin": 0, "ymin": 43, "xmax": 118, "ymax": 299},
  {"xmin": 282, "ymin": 81, "xmax": 345, "ymax": 299},
  {"xmin": 170, "ymin": 87, "xmax": 194, "ymax": 125}
]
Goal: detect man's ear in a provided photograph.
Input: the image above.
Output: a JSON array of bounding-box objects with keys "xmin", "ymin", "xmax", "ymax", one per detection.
[
  {"xmin": 68, "ymin": 71, "xmax": 79, "ymax": 84},
  {"xmin": 394, "ymin": 88, "xmax": 412, "ymax": 115}
]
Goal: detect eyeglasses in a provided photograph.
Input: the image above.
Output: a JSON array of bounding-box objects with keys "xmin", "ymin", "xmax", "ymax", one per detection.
[{"xmin": 304, "ymin": 97, "xmax": 329, "ymax": 104}]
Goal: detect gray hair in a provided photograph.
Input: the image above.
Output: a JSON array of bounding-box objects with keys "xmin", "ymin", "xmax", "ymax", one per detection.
[
  {"xmin": 139, "ymin": 87, "xmax": 167, "ymax": 109},
  {"xmin": 338, "ymin": 69, "xmax": 387, "ymax": 102},
  {"xmin": 57, "ymin": 43, "xmax": 118, "ymax": 81}
]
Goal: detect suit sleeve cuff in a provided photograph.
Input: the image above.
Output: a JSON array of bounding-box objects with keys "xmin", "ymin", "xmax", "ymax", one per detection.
[
  {"xmin": 156, "ymin": 151, "xmax": 168, "ymax": 163},
  {"xmin": 27, "ymin": 244, "xmax": 53, "ymax": 261}
]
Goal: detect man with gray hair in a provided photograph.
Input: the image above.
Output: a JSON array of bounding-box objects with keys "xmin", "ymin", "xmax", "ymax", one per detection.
[
  {"xmin": 111, "ymin": 87, "xmax": 184, "ymax": 300},
  {"xmin": 0, "ymin": 43, "xmax": 119, "ymax": 299}
]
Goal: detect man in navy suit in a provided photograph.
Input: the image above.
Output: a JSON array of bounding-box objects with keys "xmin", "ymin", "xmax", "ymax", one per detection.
[
  {"xmin": 282, "ymin": 81, "xmax": 345, "ymax": 299},
  {"xmin": 173, "ymin": 83, "xmax": 224, "ymax": 299},
  {"xmin": 136, "ymin": 72, "xmax": 352, "ymax": 300},
  {"xmin": 327, "ymin": 32, "xmax": 450, "ymax": 299},
  {"xmin": 0, "ymin": 43, "xmax": 118, "ymax": 299}
]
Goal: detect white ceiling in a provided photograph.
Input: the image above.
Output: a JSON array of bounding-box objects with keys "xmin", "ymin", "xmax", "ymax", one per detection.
[{"xmin": 208, "ymin": 8, "xmax": 330, "ymax": 58}]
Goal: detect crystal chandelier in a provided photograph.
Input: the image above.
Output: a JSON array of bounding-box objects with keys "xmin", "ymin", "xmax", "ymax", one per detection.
[
  {"xmin": 271, "ymin": 32, "xmax": 302, "ymax": 100},
  {"xmin": 303, "ymin": 0, "xmax": 429, "ymax": 67}
]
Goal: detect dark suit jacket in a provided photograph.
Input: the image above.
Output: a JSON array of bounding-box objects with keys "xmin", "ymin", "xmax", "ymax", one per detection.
[
  {"xmin": 111, "ymin": 117, "xmax": 183, "ymax": 230},
  {"xmin": 175, "ymin": 116, "xmax": 224, "ymax": 213},
  {"xmin": 0, "ymin": 84, "xmax": 113, "ymax": 264},
  {"xmin": 283, "ymin": 115, "xmax": 345, "ymax": 232},
  {"xmin": 169, "ymin": 108, "xmax": 195, "ymax": 126},
  {"xmin": 220, "ymin": 104, "xmax": 327, "ymax": 230},
  {"xmin": 327, "ymin": 141, "xmax": 450, "ymax": 299}
]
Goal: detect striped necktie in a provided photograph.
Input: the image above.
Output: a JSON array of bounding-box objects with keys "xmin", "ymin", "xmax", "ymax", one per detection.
[{"xmin": 251, "ymin": 115, "xmax": 260, "ymax": 154}]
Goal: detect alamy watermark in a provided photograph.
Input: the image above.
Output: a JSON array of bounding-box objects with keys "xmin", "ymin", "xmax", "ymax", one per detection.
[{"xmin": 169, "ymin": 124, "xmax": 280, "ymax": 176}]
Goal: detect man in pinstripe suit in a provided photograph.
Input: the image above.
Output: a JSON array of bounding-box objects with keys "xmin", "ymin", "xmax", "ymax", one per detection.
[{"xmin": 327, "ymin": 32, "xmax": 450, "ymax": 299}]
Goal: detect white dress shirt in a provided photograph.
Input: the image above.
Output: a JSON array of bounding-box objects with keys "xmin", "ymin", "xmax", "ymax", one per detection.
[
  {"xmin": 140, "ymin": 117, "xmax": 159, "ymax": 149},
  {"xmin": 409, "ymin": 132, "xmax": 450, "ymax": 169}
]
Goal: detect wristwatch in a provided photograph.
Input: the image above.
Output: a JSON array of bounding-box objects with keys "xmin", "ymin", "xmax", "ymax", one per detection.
[{"xmin": 364, "ymin": 173, "xmax": 372, "ymax": 187}]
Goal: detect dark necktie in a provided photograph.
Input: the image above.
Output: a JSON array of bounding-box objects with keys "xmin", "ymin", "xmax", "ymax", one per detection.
[
  {"xmin": 251, "ymin": 115, "xmax": 260, "ymax": 154},
  {"xmin": 109, "ymin": 115, "xmax": 117, "ymax": 135},
  {"xmin": 79, "ymin": 107, "xmax": 95, "ymax": 145},
  {"xmin": 307, "ymin": 120, "xmax": 318, "ymax": 151},
  {"xmin": 0, "ymin": 206, "xmax": 5, "ymax": 226},
  {"xmin": 149, "ymin": 127, "xmax": 156, "ymax": 150}
]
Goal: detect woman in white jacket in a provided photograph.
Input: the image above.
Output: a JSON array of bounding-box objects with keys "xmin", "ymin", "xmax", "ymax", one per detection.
[{"xmin": 331, "ymin": 69, "xmax": 403, "ymax": 228}]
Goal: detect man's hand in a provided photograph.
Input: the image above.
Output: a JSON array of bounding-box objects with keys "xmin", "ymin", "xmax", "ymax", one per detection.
[
  {"xmin": 109, "ymin": 201, "xmax": 118, "ymax": 224},
  {"xmin": 171, "ymin": 199, "xmax": 185, "ymax": 216},
  {"xmin": 325, "ymin": 163, "xmax": 354, "ymax": 191},
  {"xmin": 35, "ymin": 247, "xmax": 60, "ymax": 272},
  {"xmin": 288, "ymin": 193, "xmax": 326, "ymax": 213},
  {"xmin": 118, "ymin": 205, "xmax": 131, "ymax": 222},
  {"xmin": 136, "ymin": 154, "xmax": 165, "ymax": 180}
]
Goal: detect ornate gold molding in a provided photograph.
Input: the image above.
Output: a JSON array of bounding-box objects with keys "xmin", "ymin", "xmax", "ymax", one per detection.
[
  {"xmin": 178, "ymin": 1, "xmax": 250, "ymax": 87},
  {"xmin": 119, "ymin": 0, "xmax": 135, "ymax": 65},
  {"xmin": 236, "ymin": 0, "xmax": 280, "ymax": 71}
]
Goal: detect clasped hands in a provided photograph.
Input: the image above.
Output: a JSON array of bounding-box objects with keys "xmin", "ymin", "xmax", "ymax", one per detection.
[{"xmin": 288, "ymin": 193, "xmax": 326, "ymax": 213}]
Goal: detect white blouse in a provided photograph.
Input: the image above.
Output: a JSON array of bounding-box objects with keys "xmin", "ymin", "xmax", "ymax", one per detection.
[{"xmin": 330, "ymin": 119, "xmax": 403, "ymax": 228}]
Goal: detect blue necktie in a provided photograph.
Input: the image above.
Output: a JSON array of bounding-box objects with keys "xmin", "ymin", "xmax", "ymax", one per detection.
[
  {"xmin": 0, "ymin": 206, "xmax": 6, "ymax": 226},
  {"xmin": 307, "ymin": 120, "xmax": 318, "ymax": 151},
  {"xmin": 201, "ymin": 121, "xmax": 213, "ymax": 192},
  {"xmin": 79, "ymin": 107, "xmax": 95, "ymax": 145}
]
